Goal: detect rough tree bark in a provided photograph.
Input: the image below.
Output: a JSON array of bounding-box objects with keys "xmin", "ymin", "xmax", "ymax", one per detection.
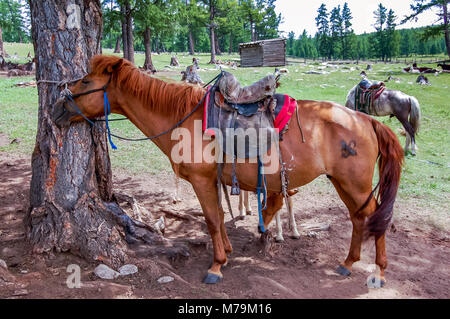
[
  {"xmin": 208, "ymin": 1, "xmax": 216, "ymax": 64},
  {"xmin": 121, "ymin": 3, "xmax": 128, "ymax": 60},
  {"xmin": 143, "ymin": 27, "xmax": 156, "ymax": 72},
  {"xmin": 27, "ymin": 0, "xmax": 179, "ymax": 267},
  {"xmin": 188, "ymin": 28, "xmax": 195, "ymax": 55},
  {"xmin": 114, "ymin": 36, "xmax": 121, "ymax": 54},
  {"xmin": 214, "ymin": 32, "xmax": 221, "ymax": 56},
  {"xmin": 0, "ymin": 26, "xmax": 4, "ymax": 56},
  {"xmin": 125, "ymin": 0, "xmax": 135, "ymax": 64},
  {"xmin": 444, "ymin": 3, "xmax": 450, "ymax": 58}
]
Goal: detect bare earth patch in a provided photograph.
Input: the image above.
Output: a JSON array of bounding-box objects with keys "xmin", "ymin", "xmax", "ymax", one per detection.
[{"xmin": 0, "ymin": 152, "xmax": 449, "ymax": 299}]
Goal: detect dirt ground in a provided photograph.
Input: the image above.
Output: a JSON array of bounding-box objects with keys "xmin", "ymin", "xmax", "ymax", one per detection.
[{"xmin": 0, "ymin": 151, "xmax": 449, "ymax": 299}]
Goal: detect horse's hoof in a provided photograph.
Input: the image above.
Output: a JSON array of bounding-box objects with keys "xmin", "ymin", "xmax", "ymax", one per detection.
[
  {"xmin": 290, "ymin": 234, "xmax": 301, "ymax": 240},
  {"xmin": 336, "ymin": 265, "xmax": 352, "ymax": 277},
  {"xmin": 203, "ymin": 273, "xmax": 223, "ymax": 284},
  {"xmin": 367, "ymin": 276, "xmax": 386, "ymax": 288},
  {"xmin": 275, "ymin": 236, "xmax": 284, "ymax": 243},
  {"xmin": 246, "ymin": 211, "xmax": 253, "ymax": 216}
]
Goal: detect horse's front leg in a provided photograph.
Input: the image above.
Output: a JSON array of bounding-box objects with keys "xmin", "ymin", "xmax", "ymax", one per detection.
[
  {"xmin": 191, "ymin": 176, "xmax": 231, "ymax": 284},
  {"xmin": 275, "ymin": 211, "xmax": 285, "ymax": 242},
  {"xmin": 287, "ymin": 196, "xmax": 300, "ymax": 239}
]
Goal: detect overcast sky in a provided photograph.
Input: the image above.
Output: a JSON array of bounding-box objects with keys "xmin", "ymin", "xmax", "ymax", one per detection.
[{"xmin": 274, "ymin": 0, "xmax": 440, "ymax": 37}]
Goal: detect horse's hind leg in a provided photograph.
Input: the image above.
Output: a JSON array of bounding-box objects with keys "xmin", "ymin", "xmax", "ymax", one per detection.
[
  {"xmin": 238, "ymin": 191, "xmax": 252, "ymax": 218},
  {"xmin": 329, "ymin": 177, "xmax": 377, "ymax": 276},
  {"xmin": 374, "ymin": 233, "xmax": 387, "ymax": 287},
  {"xmin": 396, "ymin": 114, "xmax": 415, "ymax": 155}
]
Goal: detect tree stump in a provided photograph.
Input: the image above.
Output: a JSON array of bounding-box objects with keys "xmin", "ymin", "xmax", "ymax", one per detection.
[
  {"xmin": 170, "ymin": 56, "xmax": 180, "ymax": 67},
  {"xmin": 181, "ymin": 65, "xmax": 204, "ymax": 85}
]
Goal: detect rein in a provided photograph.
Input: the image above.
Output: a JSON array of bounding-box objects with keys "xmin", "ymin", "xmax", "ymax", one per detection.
[{"xmin": 62, "ymin": 72, "xmax": 223, "ymax": 149}]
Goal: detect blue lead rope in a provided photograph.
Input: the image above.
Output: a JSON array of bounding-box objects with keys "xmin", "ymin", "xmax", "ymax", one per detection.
[
  {"xmin": 257, "ymin": 157, "xmax": 267, "ymax": 233},
  {"xmin": 103, "ymin": 91, "xmax": 117, "ymax": 150}
]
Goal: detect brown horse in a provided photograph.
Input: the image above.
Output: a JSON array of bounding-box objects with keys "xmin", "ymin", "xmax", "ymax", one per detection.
[{"xmin": 52, "ymin": 55, "xmax": 404, "ymax": 286}]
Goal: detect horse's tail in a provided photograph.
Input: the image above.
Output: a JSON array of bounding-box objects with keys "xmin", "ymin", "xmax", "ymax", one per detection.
[
  {"xmin": 365, "ymin": 119, "xmax": 404, "ymax": 238},
  {"xmin": 409, "ymin": 97, "xmax": 421, "ymax": 135}
]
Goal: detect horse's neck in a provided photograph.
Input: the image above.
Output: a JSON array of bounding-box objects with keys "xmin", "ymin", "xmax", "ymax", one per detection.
[{"xmin": 115, "ymin": 84, "xmax": 193, "ymax": 156}]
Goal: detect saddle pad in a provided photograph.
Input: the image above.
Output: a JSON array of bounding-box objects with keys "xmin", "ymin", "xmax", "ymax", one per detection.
[
  {"xmin": 355, "ymin": 85, "xmax": 385, "ymax": 114},
  {"xmin": 273, "ymin": 94, "xmax": 297, "ymax": 132}
]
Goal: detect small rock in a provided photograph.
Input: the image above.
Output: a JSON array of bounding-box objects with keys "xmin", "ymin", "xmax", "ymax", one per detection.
[
  {"xmin": 94, "ymin": 264, "xmax": 120, "ymax": 280},
  {"xmin": 157, "ymin": 276, "xmax": 174, "ymax": 284},
  {"xmin": 307, "ymin": 231, "xmax": 318, "ymax": 238},
  {"xmin": 10, "ymin": 138, "xmax": 21, "ymax": 145},
  {"xmin": 13, "ymin": 289, "xmax": 28, "ymax": 296},
  {"xmin": 20, "ymin": 269, "xmax": 28, "ymax": 274},
  {"xmin": 0, "ymin": 259, "xmax": 7, "ymax": 269},
  {"xmin": 118, "ymin": 264, "xmax": 138, "ymax": 276}
]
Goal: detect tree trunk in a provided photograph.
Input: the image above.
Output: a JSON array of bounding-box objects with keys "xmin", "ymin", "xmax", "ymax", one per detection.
[
  {"xmin": 209, "ymin": 1, "xmax": 216, "ymax": 64},
  {"xmin": 155, "ymin": 37, "xmax": 160, "ymax": 54},
  {"xmin": 0, "ymin": 26, "xmax": 4, "ymax": 56},
  {"xmin": 229, "ymin": 32, "xmax": 233, "ymax": 54},
  {"xmin": 209, "ymin": 26, "xmax": 216, "ymax": 64},
  {"xmin": 114, "ymin": 36, "xmax": 121, "ymax": 53},
  {"xmin": 125, "ymin": 1, "xmax": 134, "ymax": 64},
  {"xmin": 143, "ymin": 27, "xmax": 156, "ymax": 72},
  {"xmin": 121, "ymin": 4, "xmax": 128, "ymax": 60},
  {"xmin": 443, "ymin": 3, "xmax": 450, "ymax": 58},
  {"xmin": 28, "ymin": 0, "xmax": 128, "ymax": 266},
  {"xmin": 188, "ymin": 28, "xmax": 195, "ymax": 55},
  {"xmin": 214, "ymin": 32, "xmax": 221, "ymax": 56},
  {"xmin": 28, "ymin": 0, "xmax": 181, "ymax": 266}
]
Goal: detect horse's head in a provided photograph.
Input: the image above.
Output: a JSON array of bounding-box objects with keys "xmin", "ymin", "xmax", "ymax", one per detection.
[{"xmin": 52, "ymin": 55, "xmax": 125, "ymax": 127}]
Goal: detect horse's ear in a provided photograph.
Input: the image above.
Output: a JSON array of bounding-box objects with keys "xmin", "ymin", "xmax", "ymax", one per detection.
[{"xmin": 106, "ymin": 59, "xmax": 123, "ymax": 73}]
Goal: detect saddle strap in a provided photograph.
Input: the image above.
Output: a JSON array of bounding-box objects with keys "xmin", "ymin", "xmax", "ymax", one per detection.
[
  {"xmin": 257, "ymin": 157, "xmax": 268, "ymax": 233},
  {"xmin": 230, "ymin": 111, "xmax": 241, "ymax": 196}
]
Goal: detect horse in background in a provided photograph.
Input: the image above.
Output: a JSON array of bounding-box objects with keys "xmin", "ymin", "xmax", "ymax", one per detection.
[
  {"xmin": 346, "ymin": 84, "xmax": 421, "ymax": 156},
  {"xmin": 239, "ymin": 190, "xmax": 300, "ymax": 242}
]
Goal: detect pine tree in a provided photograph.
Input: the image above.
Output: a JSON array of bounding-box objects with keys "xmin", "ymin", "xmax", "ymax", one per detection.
[
  {"xmin": 372, "ymin": 3, "xmax": 388, "ymax": 60},
  {"xmin": 341, "ymin": 2, "xmax": 355, "ymax": 59},
  {"xmin": 315, "ymin": 3, "xmax": 330, "ymax": 59},
  {"xmin": 329, "ymin": 5, "xmax": 343, "ymax": 59},
  {"xmin": 385, "ymin": 9, "xmax": 400, "ymax": 60},
  {"xmin": 403, "ymin": 0, "xmax": 450, "ymax": 57}
]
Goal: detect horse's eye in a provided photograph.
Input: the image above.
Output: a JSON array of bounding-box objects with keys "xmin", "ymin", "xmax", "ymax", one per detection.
[{"xmin": 82, "ymin": 79, "xmax": 89, "ymax": 84}]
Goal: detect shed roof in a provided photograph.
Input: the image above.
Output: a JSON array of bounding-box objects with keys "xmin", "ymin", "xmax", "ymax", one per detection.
[{"xmin": 239, "ymin": 38, "xmax": 286, "ymax": 49}]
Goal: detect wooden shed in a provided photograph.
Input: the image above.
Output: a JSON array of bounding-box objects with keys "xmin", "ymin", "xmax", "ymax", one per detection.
[{"xmin": 239, "ymin": 38, "xmax": 286, "ymax": 68}]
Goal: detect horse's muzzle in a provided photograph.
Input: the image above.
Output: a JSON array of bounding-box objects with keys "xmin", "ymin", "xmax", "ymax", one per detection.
[{"xmin": 52, "ymin": 98, "xmax": 76, "ymax": 127}]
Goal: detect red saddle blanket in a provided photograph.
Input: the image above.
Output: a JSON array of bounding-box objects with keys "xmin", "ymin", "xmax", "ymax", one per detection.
[{"xmin": 203, "ymin": 91, "xmax": 297, "ymax": 137}]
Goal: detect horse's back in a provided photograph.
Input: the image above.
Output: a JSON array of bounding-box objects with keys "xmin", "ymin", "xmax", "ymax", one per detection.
[{"xmin": 297, "ymin": 100, "xmax": 379, "ymax": 180}]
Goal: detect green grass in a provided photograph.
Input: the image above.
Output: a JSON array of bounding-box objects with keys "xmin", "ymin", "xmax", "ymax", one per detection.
[
  {"xmin": 1, "ymin": 42, "xmax": 449, "ymax": 228},
  {"xmin": 2, "ymin": 42, "xmax": 34, "ymax": 63}
]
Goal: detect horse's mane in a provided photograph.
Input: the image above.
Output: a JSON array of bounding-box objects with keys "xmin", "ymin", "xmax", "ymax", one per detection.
[{"xmin": 89, "ymin": 55, "xmax": 205, "ymax": 120}]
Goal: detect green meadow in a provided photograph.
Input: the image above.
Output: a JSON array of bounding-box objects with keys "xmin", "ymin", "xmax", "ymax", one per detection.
[{"xmin": 1, "ymin": 43, "xmax": 449, "ymax": 229}]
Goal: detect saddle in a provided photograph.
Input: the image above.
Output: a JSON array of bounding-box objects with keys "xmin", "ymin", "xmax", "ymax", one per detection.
[
  {"xmin": 217, "ymin": 71, "xmax": 278, "ymax": 106},
  {"xmin": 355, "ymin": 79, "xmax": 386, "ymax": 114},
  {"xmin": 359, "ymin": 79, "xmax": 385, "ymax": 91}
]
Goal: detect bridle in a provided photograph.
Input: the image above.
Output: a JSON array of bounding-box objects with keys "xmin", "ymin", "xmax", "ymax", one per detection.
[{"xmin": 61, "ymin": 72, "xmax": 223, "ymax": 149}]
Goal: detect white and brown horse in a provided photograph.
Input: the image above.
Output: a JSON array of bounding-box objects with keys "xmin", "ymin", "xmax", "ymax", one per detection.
[{"xmin": 346, "ymin": 85, "xmax": 421, "ymax": 155}]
